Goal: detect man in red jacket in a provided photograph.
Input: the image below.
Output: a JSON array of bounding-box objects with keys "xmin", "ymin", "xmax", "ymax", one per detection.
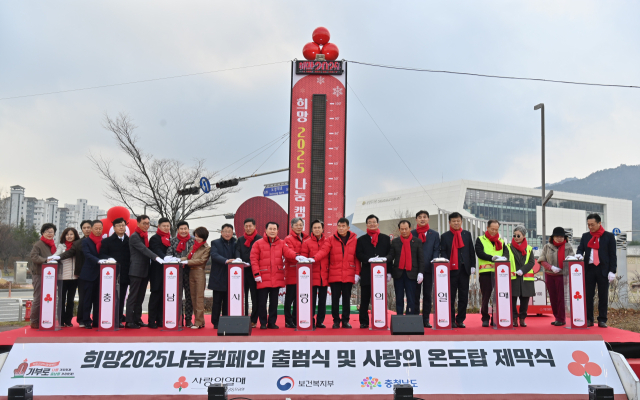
[
  {"xmin": 312, "ymin": 217, "xmax": 361, "ymax": 329},
  {"xmin": 250, "ymin": 222, "xmax": 301, "ymax": 329}
]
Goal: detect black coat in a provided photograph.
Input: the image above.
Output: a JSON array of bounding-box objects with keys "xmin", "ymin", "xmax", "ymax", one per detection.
[
  {"xmin": 99, "ymin": 233, "xmax": 131, "ymax": 285},
  {"xmin": 80, "ymin": 238, "xmax": 101, "ymax": 282},
  {"xmin": 356, "ymin": 233, "xmax": 391, "ymax": 286},
  {"xmin": 411, "ymin": 228, "xmax": 440, "ymax": 275},
  {"xmin": 149, "ymin": 234, "xmax": 170, "ymax": 291},
  {"xmin": 577, "ymin": 230, "xmax": 617, "ymax": 276},
  {"xmin": 236, "ymin": 235, "xmax": 262, "ymax": 285},
  {"xmin": 209, "ymin": 237, "xmax": 237, "ymax": 291},
  {"xmin": 440, "ymin": 230, "xmax": 477, "ymax": 276},
  {"xmin": 386, "ymin": 236, "xmax": 425, "ymax": 280}
]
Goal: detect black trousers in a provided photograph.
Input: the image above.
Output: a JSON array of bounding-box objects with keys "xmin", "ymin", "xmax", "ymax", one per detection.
[
  {"xmin": 450, "ymin": 270, "xmax": 470, "ymax": 323},
  {"xmin": 586, "ymin": 265, "xmax": 609, "ymax": 323},
  {"xmin": 148, "ymin": 287, "xmax": 163, "ymax": 326},
  {"xmin": 313, "ymin": 286, "xmax": 328, "ymax": 325},
  {"xmin": 258, "ymin": 287, "xmax": 280, "ymax": 326},
  {"xmin": 81, "ymin": 278, "xmax": 99, "ymax": 326},
  {"xmin": 479, "ymin": 272, "xmax": 494, "ymax": 322},
  {"xmin": 417, "ymin": 270, "xmax": 433, "ymax": 321},
  {"xmin": 126, "ymin": 276, "xmax": 148, "ymax": 324},
  {"xmin": 512, "ymin": 296, "xmax": 530, "ymax": 319},
  {"xmin": 244, "ymin": 270, "xmax": 258, "ymax": 323},
  {"xmin": 284, "ymin": 284, "xmax": 297, "ymax": 325},
  {"xmin": 118, "ymin": 281, "xmax": 129, "ymax": 324},
  {"xmin": 61, "ymin": 280, "xmax": 78, "ymax": 325},
  {"xmin": 211, "ymin": 290, "xmax": 228, "ymax": 326},
  {"xmin": 76, "ymin": 279, "xmax": 85, "ymax": 324},
  {"xmin": 330, "ymin": 282, "xmax": 353, "ymax": 324},
  {"xmin": 359, "ymin": 284, "xmax": 371, "ymax": 325},
  {"xmin": 182, "ymin": 267, "xmax": 193, "ymax": 324}
]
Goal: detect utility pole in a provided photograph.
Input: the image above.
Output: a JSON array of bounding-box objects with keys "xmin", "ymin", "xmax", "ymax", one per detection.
[{"xmin": 535, "ymin": 103, "xmax": 553, "ymax": 245}]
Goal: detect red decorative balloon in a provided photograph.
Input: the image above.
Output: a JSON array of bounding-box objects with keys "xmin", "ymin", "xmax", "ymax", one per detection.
[
  {"xmin": 320, "ymin": 43, "xmax": 339, "ymax": 61},
  {"xmin": 312, "ymin": 27, "xmax": 330, "ymax": 45},
  {"xmin": 106, "ymin": 206, "xmax": 130, "ymax": 224},
  {"xmin": 302, "ymin": 42, "xmax": 321, "ymax": 61},
  {"xmin": 100, "ymin": 218, "xmax": 113, "ymax": 239},
  {"xmin": 127, "ymin": 218, "xmax": 138, "ymax": 237}
]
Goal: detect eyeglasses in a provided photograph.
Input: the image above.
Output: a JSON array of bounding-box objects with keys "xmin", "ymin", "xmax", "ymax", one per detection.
[{"xmin": 513, "ymin": 234, "xmax": 523, "ymax": 238}]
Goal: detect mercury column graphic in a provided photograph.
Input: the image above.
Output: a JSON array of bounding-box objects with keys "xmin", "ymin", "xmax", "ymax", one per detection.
[{"xmin": 288, "ymin": 28, "xmax": 346, "ymax": 237}]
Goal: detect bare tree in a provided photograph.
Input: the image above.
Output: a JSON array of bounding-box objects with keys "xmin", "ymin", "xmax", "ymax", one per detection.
[
  {"xmin": 90, "ymin": 113, "xmax": 238, "ymax": 233},
  {"xmin": 389, "ymin": 209, "xmax": 415, "ymax": 238}
]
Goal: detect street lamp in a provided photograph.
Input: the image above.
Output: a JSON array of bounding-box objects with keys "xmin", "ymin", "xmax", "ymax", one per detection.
[{"xmin": 534, "ymin": 103, "xmax": 553, "ymax": 245}]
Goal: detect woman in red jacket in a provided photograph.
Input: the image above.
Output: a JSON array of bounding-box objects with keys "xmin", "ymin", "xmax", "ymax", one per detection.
[
  {"xmin": 250, "ymin": 222, "xmax": 300, "ymax": 329},
  {"xmin": 312, "ymin": 217, "xmax": 361, "ymax": 329},
  {"xmin": 301, "ymin": 219, "xmax": 330, "ymax": 329},
  {"xmin": 283, "ymin": 218, "xmax": 310, "ymax": 328}
]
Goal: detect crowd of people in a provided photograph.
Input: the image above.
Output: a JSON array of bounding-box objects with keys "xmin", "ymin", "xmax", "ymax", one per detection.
[{"xmin": 27, "ymin": 209, "xmax": 617, "ymax": 331}]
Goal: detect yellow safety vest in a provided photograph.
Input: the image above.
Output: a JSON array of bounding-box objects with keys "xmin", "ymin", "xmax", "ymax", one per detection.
[
  {"xmin": 506, "ymin": 244, "xmax": 534, "ymax": 281},
  {"xmin": 478, "ymin": 235, "xmax": 505, "ymax": 273}
]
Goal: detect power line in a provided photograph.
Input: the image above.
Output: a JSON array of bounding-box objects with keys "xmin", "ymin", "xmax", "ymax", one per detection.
[
  {"xmin": 222, "ymin": 135, "xmax": 287, "ymax": 179},
  {"xmin": 251, "ymin": 136, "xmax": 289, "ymax": 176},
  {"xmin": 347, "ymin": 60, "xmax": 640, "ymax": 89},
  {"xmin": 217, "ymin": 132, "xmax": 288, "ymax": 173},
  {"xmin": 0, "ymin": 60, "xmax": 290, "ymax": 100},
  {"xmin": 347, "ymin": 83, "xmax": 439, "ymax": 209}
]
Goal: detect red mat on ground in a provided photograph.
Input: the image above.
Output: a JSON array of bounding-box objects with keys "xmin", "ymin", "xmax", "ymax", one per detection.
[{"xmin": 2, "ymin": 313, "xmax": 639, "ymax": 345}]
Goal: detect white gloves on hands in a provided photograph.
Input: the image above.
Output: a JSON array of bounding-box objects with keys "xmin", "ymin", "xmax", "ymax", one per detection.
[
  {"xmin": 551, "ymin": 266, "xmax": 561, "ymax": 273},
  {"xmin": 491, "ymin": 255, "xmax": 500, "ymax": 261},
  {"xmin": 431, "ymin": 258, "xmax": 449, "ymax": 263},
  {"xmin": 355, "ymin": 275, "xmax": 361, "ymax": 284},
  {"xmin": 164, "ymin": 256, "xmax": 174, "ymax": 262},
  {"xmin": 296, "ymin": 255, "xmax": 307, "ymax": 263},
  {"xmin": 180, "ymin": 260, "xmax": 189, "ymax": 265},
  {"xmin": 47, "ymin": 255, "xmax": 60, "ymax": 261},
  {"xmin": 417, "ymin": 273, "xmax": 424, "ymax": 284},
  {"xmin": 608, "ymin": 272, "xmax": 616, "ymax": 283},
  {"xmin": 255, "ymin": 276, "xmax": 262, "ymax": 283},
  {"xmin": 369, "ymin": 257, "xmax": 387, "ymax": 263},
  {"xmin": 107, "ymin": 258, "xmax": 116, "ymax": 263},
  {"xmin": 387, "ymin": 273, "xmax": 392, "ymax": 282},
  {"xmin": 471, "ymin": 267, "xmax": 476, "ymax": 274},
  {"xmin": 565, "ymin": 256, "xmax": 577, "ymax": 261},
  {"xmin": 98, "ymin": 259, "xmax": 109, "ymax": 264},
  {"xmin": 516, "ymin": 270, "xmax": 523, "ymax": 277},
  {"xmin": 155, "ymin": 257, "xmax": 165, "ymax": 264},
  {"xmin": 575, "ymin": 254, "xmax": 584, "ymax": 261},
  {"xmin": 493, "ymin": 256, "xmax": 508, "ymax": 262},
  {"xmin": 307, "ymin": 258, "xmax": 315, "ymax": 263}
]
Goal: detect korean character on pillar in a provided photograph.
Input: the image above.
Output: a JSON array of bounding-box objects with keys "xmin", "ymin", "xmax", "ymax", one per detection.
[
  {"xmin": 294, "ymin": 179, "xmax": 307, "ymax": 202},
  {"xmin": 294, "ymin": 206, "xmax": 306, "ymax": 218},
  {"xmin": 297, "ymin": 111, "xmax": 308, "ymax": 123}
]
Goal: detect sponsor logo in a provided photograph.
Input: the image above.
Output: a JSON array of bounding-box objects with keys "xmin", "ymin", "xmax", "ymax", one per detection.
[
  {"xmin": 361, "ymin": 376, "xmax": 382, "ymax": 389},
  {"xmin": 438, "ymin": 319, "xmax": 447, "ymax": 323},
  {"xmin": 234, "ymin": 271, "xmax": 239, "ymax": 275},
  {"xmin": 166, "ymin": 320, "xmax": 174, "ymax": 324},
  {"xmin": 500, "ymin": 319, "xmax": 509, "ymax": 323},
  {"xmin": 277, "ymin": 376, "xmax": 294, "ymax": 391},
  {"xmin": 574, "ymin": 318, "xmax": 584, "ymax": 323},
  {"xmin": 174, "ymin": 376, "xmax": 189, "ymax": 392},
  {"xmin": 44, "ymin": 294, "xmax": 53, "ymax": 303},
  {"xmin": 374, "ymin": 319, "xmax": 383, "ymax": 323},
  {"xmin": 376, "ymin": 268, "xmax": 383, "ymax": 274},
  {"xmin": 13, "ymin": 359, "xmax": 73, "ymax": 379},
  {"xmin": 105, "ymin": 271, "xmax": 111, "ymax": 276},
  {"xmin": 574, "ymin": 291, "xmax": 582, "ymax": 301},
  {"xmin": 101, "ymin": 320, "xmax": 111, "ymax": 324},
  {"xmin": 567, "ymin": 351, "xmax": 602, "ymax": 383}
]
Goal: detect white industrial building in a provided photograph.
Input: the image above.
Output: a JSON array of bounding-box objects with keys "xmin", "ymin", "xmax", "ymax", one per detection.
[{"xmin": 353, "ymin": 179, "xmax": 632, "ymax": 247}]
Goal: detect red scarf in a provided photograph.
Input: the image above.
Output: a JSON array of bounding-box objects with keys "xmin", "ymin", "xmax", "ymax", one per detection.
[
  {"xmin": 244, "ymin": 230, "xmax": 258, "ymax": 248},
  {"xmin": 64, "ymin": 240, "xmax": 74, "ymax": 252},
  {"xmin": 485, "ymin": 231, "xmax": 503, "ymax": 251},
  {"xmin": 587, "ymin": 225, "xmax": 605, "ymax": 250},
  {"xmin": 89, "ymin": 233, "xmax": 102, "ymax": 253},
  {"xmin": 188, "ymin": 240, "xmax": 205, "ymax": 260},
  {"xmin": 416, "ymin": 224, "xmax": 430, "ymax": 243},
  {"xmin": 176, "ymin": 233, "xmax": 191, "ymax": 253},
  {"xmin": 367, "ymin": 229, "xmax": 380, "ymax": 247},
  {"xmin": 156, "ymin": 229, "xmax": 171, "ymax": 247},
  {"xmin": 40, "ymin": 236, "xmax": 56, "ymax": 254},
  {"xmin": 399, "ymin": 235, "xmax": 412, "ymax": 271},
  {"xmin": 135, "ymin": 227, "xmax": 149, "ymax": 247},
  {"xmin": 553, "ymin": 239, "xmax": 566, "ymax": 267},
  {"xmin": 511, "ymin": 238, "xmax": 528, "ymax": 256},
  {"xmin": 450, "ymin": 227, "xmax": 464, "ymax": 271}
]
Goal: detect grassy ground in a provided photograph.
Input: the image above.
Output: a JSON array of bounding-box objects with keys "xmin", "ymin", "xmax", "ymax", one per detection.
[{"xmin": 606, "ymin": 309, "xmax": 640, "ymax": 333}]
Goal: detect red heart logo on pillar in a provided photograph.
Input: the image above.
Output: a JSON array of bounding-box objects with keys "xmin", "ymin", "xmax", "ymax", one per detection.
[
  {"xmin": 47, "ymin": 271, "xmax": 52, "ymax": 275},
  {"xmin": 440, "ymin": 269, "xmax": 444, "ymax": 274},
  {"xmin": 302, "ymin": 271, "xmax": 307, "ymax": 275},
  {"xmin": 106, "ymin": 271, "xmax": 110, "ymax": 275},
  {"xmin": 44, "ymin": 294, "xmax": 52, "ymax": 303},
  {"xmin": 170, "ymin": 271, "xmax": 174, "ymax": 275},
  {"xmin": 376, "ymin": 269, "xmax": 381, "ymax": 274},
  {"xmin": 501, "ymin": 268, "xmax": 505, "ymax": 273},
  {"xmin": 234, "ymin": 271, "xmax": 238, "ymax": 275},
  {"xmin": 574, "ymin": 268, "xmax": 579, "ymax": 273}
]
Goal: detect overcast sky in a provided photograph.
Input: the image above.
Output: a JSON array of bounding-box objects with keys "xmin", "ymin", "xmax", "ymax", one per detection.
[{"xmin": 1, "ymin": 1, "xmax": 639, "ymax": 233}]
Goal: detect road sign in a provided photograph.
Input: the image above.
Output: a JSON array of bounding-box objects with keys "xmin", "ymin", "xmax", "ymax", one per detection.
[
  {"xmin": 263, "ymin": 185, "xmax": 289, "ymax": 197},
  {"xmin": 533, "ymin": 247, "xmax": 539, "ymax": 251},
  {"xmin": 613, "ymin": 228, "xmax": 621, "ymax": 236},
  {"xmin": 199, "ymin": 177, "xmax": 211, "ymax": 194}
]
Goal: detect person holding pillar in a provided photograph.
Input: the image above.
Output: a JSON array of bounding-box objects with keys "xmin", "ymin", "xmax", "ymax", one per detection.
[
  {"xmin": 474, "ymin": 219, "xmax": 507, "ymax": 327},
  {"xmin": 148, "ymin": 218, "xmax": 172, "ymax": 329},
  {"xmin": 98, "ymin": 218, "xmax": 130, "ymax": 328},
  {"xmin": 387, "ymin": 220, "xmax": 425, "ymax": 315},
  {"xmin": 356, "ymin": 214, "xmax": 391, "ymax": 328},
  {"xmin": 411, "ymin": 210, "xmax": 440, "ymax": 328},
  {"xmin": 577, "ymin": 213, "xmax": 617, "ymax": 328},
  {"xmin": 209, "ymin": 224, "xmax": 236, "ymax": 329},
  {"xmin": 538, "ymin": 227, "xmax": 575, "ymax": 326},
  {"xmin": 80, "ymin": 220, "xmax": 105, "ymax": 329},
  {"xmin": 53, "ymin": 228, "xmax": 80, "ymax": 327},
  {"xmin": 181, "ymin": 227, "xmax": 211, "ymax": 329},
  {"xmin": 284, "ymin": 218, "xmax": 310, "ymax": 328},
  {"xmin": 167, "ymin": 221, "xmax": 195, "ymax": 327},
  {"xmin": 235, "ymin": 218, "xmax": 261, "ymax": 328},
  {"xmin": 30, "ymin": 223, "xmax": 58, "ymax": 329},
  {"xmin": 441, "ymin": 212, "xmax": 476, "ymax": 328},
  {"xmin": 505, "ymin": 225, "xmax": 535, "ymax": 327},
  {"xmin": 301, "ymin": 219, "xmax": 330, "ymax": 328}
]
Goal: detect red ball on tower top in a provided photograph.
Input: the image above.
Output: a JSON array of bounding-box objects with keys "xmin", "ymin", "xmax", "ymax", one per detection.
[
  {"xmin": 302, "ymin": 42, "xmax": 321, "ymax": 61},
  {"xmin": 320, "ymin": 43, "xmax": 339, "ymax": 61},
  {"xmin": 312, "ymin": 27, "xmax": 330, "ymax": 45}
]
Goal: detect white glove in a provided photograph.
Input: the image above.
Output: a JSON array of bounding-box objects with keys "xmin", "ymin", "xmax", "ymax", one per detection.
[
  {"xmin": 516, "ymin": 270, "xmax": 523, "ymax": 277},
  {"xmin": 230, "ymin": 258, "xmax": 243, "ymax": 263},
  {"xmin": 354, "ymin": 275, "xmax": 360, "ymax": 284},
  {"xmin": 180, "ymin": 260, "xmax": 189, "ymax": 265},
  {"xmin": 471, "ymin": 267, "xmax": 476, "ymax": 274},
  {"xmin": 431, "ymin": 258, "xmax": 449, "ymax": 263},
  {"xmin": 255, "ymin": 276, "xmax": 262, "ymax": 283},
  {"xmin": 491, "ymin": 255, "xmax": 500, "ymax": 261},
  {"xmin": 551, "ymin": 266, "xmax": 561, "ymax": 273},
  {"xmin": 417, "ymin": 273, "xmax": 424, "ymax": 284},
  {"xmin": 368, "ymin": 257, "xmax": 387, "ymax": 262},
  {"xmin": 47, "ymin": 255, "xmax": 60, "ymax": 261},
  {"xmin": 608, "ymin": 272, "xmax": 616, "ymax": 283},
  {"xmin": 155, "ymin": 257, "xmax": 165, "ymax": 264},
  {"xmin": 387, "ymin": 273, "xmax": 392, "ymax": 282},
  {"xmin": 494, "ymin": 256, "xmax": 508, "ymax": 262},
  {"xmin": 164, "ymin": 256, "xmax": 174, "ymax": 262},
  {"xmin": 98, "ymin": 259, "xmax": 109, "ymax": 264},
  {"xmin": 107, "ymin": 258, "xmax": 116, "ymax": 263},
  {"xmin": 565, "ymin": 256, "xmax": 578, "ymax": 261},
  {"xmin": 575, "ymin": 254, "xmax": 584, "ymax": 261},
  {"xmin": 307, "ymin": 258, "xmax": 315, "ymax": 263},
  {"xmin": 296, "ymin": 255, "xmax": 307, "ymax": 263}
]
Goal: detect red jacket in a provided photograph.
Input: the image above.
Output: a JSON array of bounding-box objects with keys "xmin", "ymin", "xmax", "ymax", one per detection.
[
  {"xmin": 284, "ymin": 232, "xmax": 310, "ymax": 284},
  {"xmin": 301, "ymin": 235, "xmax": 330, "ymax": 287},
  {"xmin": 313, "ymin": 231, "xmax": 361, "ymax": 284},
  {"xmin": 250, "ymin": 235, "xmax": 299, "ymax": 289}
]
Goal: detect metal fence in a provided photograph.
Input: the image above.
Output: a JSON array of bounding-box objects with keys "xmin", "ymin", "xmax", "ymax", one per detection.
[{"xmin": 0, "ymin": 298, "xmax": 29, "ymax": 322}]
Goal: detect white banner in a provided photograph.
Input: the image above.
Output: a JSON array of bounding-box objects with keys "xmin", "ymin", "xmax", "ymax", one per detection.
[
  {"xmin": 568, "ymin": 262, "xmax": 586, "ymax": 328},
  {"xmin": 0, "ymin": 339, "xmax": 624, "ymax": 396},
  {"xmin": 163, "ymin": 264, "xmax": 180, "ymax": 330},
  {"xmin": 99, "ymin": 264, "xmax": 117, "ymax": 330},
  {"xmin": 495, "ymin": 262, "xmax": 512, "ymax": 328},
  {"xmin": 297, "ymin": 264, "xmax": 312, "ymax": 330},
  {"xmin": 228, "ymin": 264, "xmax": 244, "ymax": 316},
  {"xmin": 433, "ymin": 263, "xmax": 450, "ymax": 329},
  {"xmin": 371, "ymin": 263, "xmax": 387, "ymax": 329},
  {"xmin": 40, "ymin": 265, "xmax": 58, "ymax": 330}
]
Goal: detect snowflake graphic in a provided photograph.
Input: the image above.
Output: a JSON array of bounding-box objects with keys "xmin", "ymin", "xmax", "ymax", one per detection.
[
  {"xmin": 333, "ymin": 86, "xmax": 343, "ymax": 97},
  {"xmin": 317, "ymin": 77, "xmax": 325, "ymax": 84}
]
